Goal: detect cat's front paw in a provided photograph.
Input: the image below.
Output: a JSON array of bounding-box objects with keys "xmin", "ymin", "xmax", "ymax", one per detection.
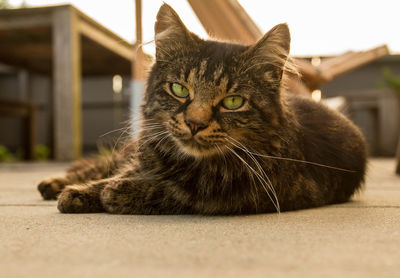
[
  {"xmin": 57, "ymin": 185, "xmax": 103, "ymax": 213},
  {"xmin": 38, "ymin": 177, "xmax": 69, "ymax": 200}
]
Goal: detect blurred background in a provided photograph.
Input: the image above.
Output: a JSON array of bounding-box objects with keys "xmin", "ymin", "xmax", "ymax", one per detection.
[{"xmin": 0, "ymin": 0, "xmax": 399, "ymax": 169}]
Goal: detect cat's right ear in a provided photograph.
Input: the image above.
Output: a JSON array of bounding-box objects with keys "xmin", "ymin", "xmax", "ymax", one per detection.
[
  {"xmin": 154, "ymin": 4, "xmax": 198, "ymax": 61},
  {"xmin": 242, "ymin": 23, "xmax": 293, "ymax": 81}
]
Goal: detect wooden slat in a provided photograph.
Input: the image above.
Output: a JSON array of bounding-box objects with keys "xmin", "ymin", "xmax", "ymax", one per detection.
[
  {"xmin": 78, "ymin": 19, "xmax": 133, "ymax": 62},
  {"xmin": 73, "ymin": 6, "xmax": 132, "ymax": 49},
  {"xmin": 0, "ymin": 11, "xmax": 51, "ymax": 29},
  {"xmin": 188, "ymin": 0, "xmax": 262, "ymax": 44},
  {"xmin": 130, "ymin": 0, "xmax": 146, "ymax": 135},
  {"xmin": 317, "ymin": 51, "xmax": 355, "ymax": 72},
  {"xmin": 52, "ymin": 6, "xmax": 82, "ymax": 161},
  {"xmin": 292, "ymin": 58, "xmax": 330, "ymax": 90},
  {"xmin": 133, "ymin": 0, "xmax": 145, "ymax": 81},
  {"xmin": 292, "ymin": 45, "xmax": 389, "ymax": 91},
  {"xmin": 318, "ymin": 45, "xmax": 390, "ymax": 81}
]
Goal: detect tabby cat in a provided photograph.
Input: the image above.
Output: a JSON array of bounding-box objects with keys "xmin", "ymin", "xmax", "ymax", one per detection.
[{"xmin": 38, "ymin": 4, "xmax": 367, "ymax": 214}]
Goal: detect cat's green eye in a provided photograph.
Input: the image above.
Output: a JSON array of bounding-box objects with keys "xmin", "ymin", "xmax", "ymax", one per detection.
[
  {"xmin": 222, "ymin": 96, "xmax": 244, "ymax": 110},
  {"xmin": 171, "ymin": 83, "xmax": 189, "ymax": 98}
]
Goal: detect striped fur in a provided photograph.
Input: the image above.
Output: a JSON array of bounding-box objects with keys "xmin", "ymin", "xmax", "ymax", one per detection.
[{"xmin": 38, "ymin": 4, "xmax": 367, "ymax": 215}]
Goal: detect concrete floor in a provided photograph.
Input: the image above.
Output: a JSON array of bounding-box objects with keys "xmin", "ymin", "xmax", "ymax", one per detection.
[{"xmin": 0, "ymin": 159, "xmax": 399, "ymax": 278}]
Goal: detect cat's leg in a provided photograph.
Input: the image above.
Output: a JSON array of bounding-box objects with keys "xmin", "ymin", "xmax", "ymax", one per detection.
[
  {"xmin": 57, "ymin": 179, "xmax": 109, "ymax": 213},
  {"xmin": 57, "ymin": 162, "xmax": 188, "ymax": 215},
  {"xmin": 100, "ymin": 178, "xmax": 158, "ymax": 214},
  {"xmin": 38, "ymin": 152, "xmax": 126, "ymax": 200},
  {"xmin": 37, "ymin": 176, "xmax": 70, "ymax": 200},
  {"xmin": 100, "ymin": 178, "xmax": 187, "ymax": 215}
]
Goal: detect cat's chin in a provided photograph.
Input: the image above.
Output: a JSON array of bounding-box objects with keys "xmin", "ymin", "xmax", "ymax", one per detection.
[{"xmin": 172, "ymin": 138, "xmax": 222, "ymax": 158}]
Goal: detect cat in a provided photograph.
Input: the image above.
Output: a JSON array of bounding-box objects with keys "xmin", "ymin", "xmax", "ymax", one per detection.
[{"xmin": 37, "ymin": 4, "xmax": 367, "ymax": 215}]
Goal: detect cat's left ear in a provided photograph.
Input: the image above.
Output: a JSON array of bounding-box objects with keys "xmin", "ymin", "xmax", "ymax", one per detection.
[
  {"xmin": 243, "ymin": 23, "xmax": 291, "ymax": 81},
  {"xmin": 154, "ymin": 4, "xmax": 199, "ymax": 61}
]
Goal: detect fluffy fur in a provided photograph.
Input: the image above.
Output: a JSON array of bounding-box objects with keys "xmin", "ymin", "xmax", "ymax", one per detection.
[{"xmin": 38, "ymin": 4, "xmax": 367, "ymax": 215}]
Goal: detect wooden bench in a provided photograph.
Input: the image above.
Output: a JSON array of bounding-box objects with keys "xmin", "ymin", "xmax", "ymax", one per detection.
[{"xmin": 0, "ymin": 99, "xmax": 36, "ymax": 160}]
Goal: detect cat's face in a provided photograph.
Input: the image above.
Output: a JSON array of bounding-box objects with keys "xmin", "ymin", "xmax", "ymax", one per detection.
[{"xmin": 142, "ymin": 4, "xmax": 291, "ymax": 158}]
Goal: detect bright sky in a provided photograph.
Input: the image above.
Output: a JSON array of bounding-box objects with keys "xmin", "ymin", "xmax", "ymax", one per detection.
[{"xmin": 9, "ymin": 0, "xmax": 400, "ymax": 56}]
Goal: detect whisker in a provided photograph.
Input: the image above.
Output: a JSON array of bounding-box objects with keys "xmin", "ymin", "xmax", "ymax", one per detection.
[
  {"xmin": 226, "ymin": 146, "xmax": 280, "ymax": 213},
  {"xmin": 138, "ymin": 130, "xmax": 168, "ymax": 141},
  {"xmin": 132, "ymin": 124, "xmax": 164, "ymax": 137},
  {"xmin": 140, "ymin": 124, "xmax": 164, "ymax": 129},
  {"xmin": 102, "ymin": 118, "xmax": 160, "ymax": 141},
  {"xmin": 110, "ymin": 119, "xmax": 161, "ymax": 154},
  {"xmin": 137, "ymin": 131, "xmax": 170, "ymax": 151},
  {"xmin": 99, "ymin": 126, "xmax": 131, "ymax": 138},
  {"xmin": 138, "ymin": 127, "xmax": 167, "ymax": 139},
  {"xmin": 226, "ymin": 138, "xmax": 278, "ymax": 192},
  {"xmin": 253, "ymin": 152, "xmax": 356, "ymax": 173},
  {"xmin": 226, "ymin": 137, "xmax": 356, "ymax": 173},
  {"xmin": 154, "ymin": 133, "xmax": 172, "ymax": 150},
  {"xmin": 137, "ymin": 125, "xmax": 163, "ymax": 132},
  {"xmin": 226, "ymin": 137, "xmax": 280, "ymax": 212},
  {"xmin": 214, "ymin": 144, "xmax": 227, "ymax": 170},
  {"xmin": 111, "ymin": 127, "xmax": 132, "ymax": 154}
]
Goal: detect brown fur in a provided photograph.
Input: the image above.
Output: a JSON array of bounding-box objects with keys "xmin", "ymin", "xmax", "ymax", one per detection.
[{"xmin": 38, "ymin": 4, "xmax": 367, "ymax": 215}]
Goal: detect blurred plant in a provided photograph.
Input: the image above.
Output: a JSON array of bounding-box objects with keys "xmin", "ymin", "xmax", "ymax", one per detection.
[
  {"xmin": 0, "ymin": 0, "xmax": 12, "ymax": 9},
  {"xmin": 377, "ymin": 67, "xmax": 400, "ymax": 95},
  {"xmin": 0, "ymin": 0, "xmax": 29, "ymax": 9},
  {"xmin": 0, "ymin": 144, "xmax": 15, "ymax": 162},
  {"xmin": 35, "ymin": 144, "xmax": 50, "ymax": 161},
  {"xmin": 15, "ymin": 147, "xmax": 24, "ymax": 160},
  {"xmin": 19, "ymin": 0, "xmax": 28, "ymax": 8}
]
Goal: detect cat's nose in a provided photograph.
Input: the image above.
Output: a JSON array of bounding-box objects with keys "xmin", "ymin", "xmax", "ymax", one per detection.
[{"xmin": 184, "ymin": 119, "xmax": 208, "ymax": 136}]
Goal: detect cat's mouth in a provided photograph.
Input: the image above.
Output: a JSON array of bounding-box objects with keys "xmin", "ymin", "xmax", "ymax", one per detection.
[
  {"xmin": 166, "ymin": 119, "xmax": 227, "ymax": 157},
  {"xmin": 172, "ymin": 134, "xmax": 225, "ymax": 157}
]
